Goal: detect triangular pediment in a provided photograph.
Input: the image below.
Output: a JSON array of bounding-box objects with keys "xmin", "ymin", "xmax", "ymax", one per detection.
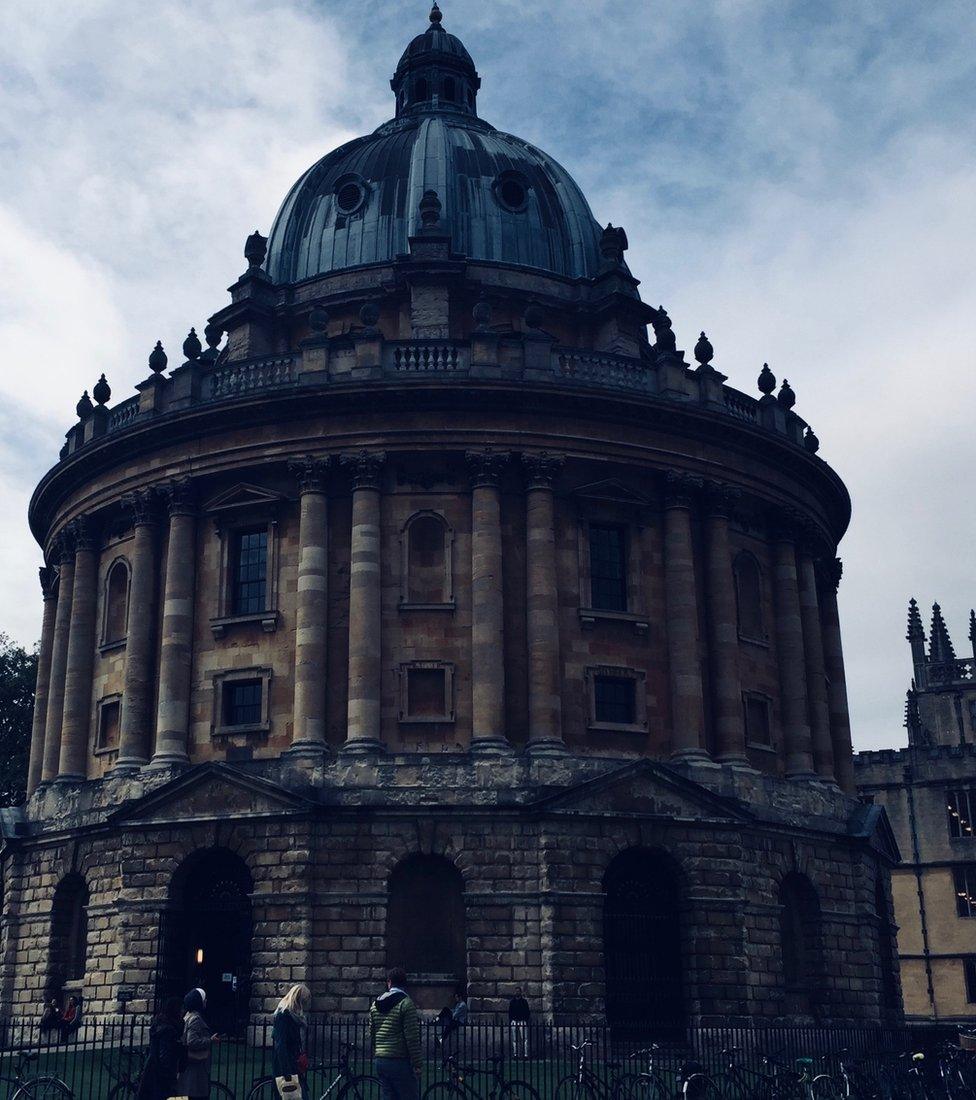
[
  {"xmin": 108, "ymin": 763, "xmax": 315, "ymax": 825},
  {"xmin": 532, "ymin": 759, "xmax": 754, "ymax": 822},
  {"xmin": 204, "ymin": 483, "xmax": 285, "ymax": 514},
  {"xmin": 571, "ymin": 479, "xmax": 653, "ymax": 506},
  {"xmin": 848, "ymin": 802, "xmax": 902, "ymax": 863}
]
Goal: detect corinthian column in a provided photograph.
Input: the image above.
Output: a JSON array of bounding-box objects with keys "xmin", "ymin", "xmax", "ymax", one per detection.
[
  {"xmin": 820, "ymin": 558, "xmax": 855, "ymax": 793},
  {"xmin": 288, "ymin": 456, "xmax": 331, "ymax": 757},
  {"xmin": 466, "ymin": 450, "xmax": 510, "ymax": 753},
  {"xmin": 115, "ymin": 490, "xmax": 158, "ymax": 772},
  {"xmin": 704, "ymin": 483, "xmax": 746, "ymax": 764},
  {"xmin": 523, "ymin": 452, "xmax": 564, "ymax": 753},
  {"xmin": 58, "ymin": 517, "xmax": 98, "ymax": 782},
  {"xmin": 151, "ymin": 479, "xmax": 197, "ymax": 769},
  {"xmin": 664, "ymin": 472, "xmax": 707, "ymax": 761},
  {"xmin": 42, "ymin": 538, "xmax": 74, "ymax": 784},
  {"xmin": 341, "ymin": 451, "xmax": 386, "ymax": 753},
  {"xmin": 770, "ymin": 514, "xmax": 814, "ymax": 778},
  {"xmin": 27, "ymin": 567, "xmax": 58, "ymax": 795},
  {"xmin": 797, "ymin": 543, "xmax": 834, "ymax": 782}
]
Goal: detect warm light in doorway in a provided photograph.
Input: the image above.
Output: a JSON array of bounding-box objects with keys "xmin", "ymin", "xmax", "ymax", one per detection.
[{"xmin": 196, "ymin": 948, "xmax": 204, "ymax": 965}]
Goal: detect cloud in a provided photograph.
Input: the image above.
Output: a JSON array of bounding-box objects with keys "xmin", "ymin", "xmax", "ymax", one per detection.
[{"xmin": 1, "ymin": 0, "xmax": 974, "ymax": 751}]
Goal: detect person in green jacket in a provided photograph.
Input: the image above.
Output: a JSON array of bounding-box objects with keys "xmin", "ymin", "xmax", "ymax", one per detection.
[{"xmin": 369, "ymin": 967, "xmax": 422, "ymax": 1100}]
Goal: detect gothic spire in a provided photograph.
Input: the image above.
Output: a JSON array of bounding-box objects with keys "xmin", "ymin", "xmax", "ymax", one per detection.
[
  {"xmin": 970, "ymin": 609, "xmax": 976, "ymax": 658},
  {"xmin": 906, "ymin": 597, "xmax": 925, "ymax": 642},
  {"xmin": 928, "ymin": 602, "xmax": 956, "ymax": 663}
]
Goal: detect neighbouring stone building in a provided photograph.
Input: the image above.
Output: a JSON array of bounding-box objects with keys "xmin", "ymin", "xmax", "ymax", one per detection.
[
  {"xmin": 856, "ymin": 601, "xmax": 976, "ymax": 1023},
  {"xmin": 3, "ymin": 5, "xmax": 900, "ymax": 1031}
]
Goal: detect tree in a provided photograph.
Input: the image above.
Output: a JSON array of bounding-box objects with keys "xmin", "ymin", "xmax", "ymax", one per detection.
[{"xmin": 0, "ymin": 634, "xmax": 37, "ymax": 806}]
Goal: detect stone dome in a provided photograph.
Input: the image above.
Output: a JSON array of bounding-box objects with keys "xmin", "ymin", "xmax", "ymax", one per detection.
[{"xmin": 265, "ymin": 6, "xmax": 606, "ymax": 284}]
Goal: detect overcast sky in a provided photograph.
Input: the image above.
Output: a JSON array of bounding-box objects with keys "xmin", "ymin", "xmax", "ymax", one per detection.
[{"xmin": 1, "ymin": 0, "xmax": 973, "ymax": 750}]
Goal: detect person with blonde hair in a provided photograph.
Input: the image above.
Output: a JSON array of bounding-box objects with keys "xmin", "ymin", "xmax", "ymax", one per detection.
[{"xmin": 273, "ymin": 984, "xmax": 311, "ymax": 1099}]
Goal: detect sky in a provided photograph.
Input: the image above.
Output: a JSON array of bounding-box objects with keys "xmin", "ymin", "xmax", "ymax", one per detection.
[{"xmin": 1, "ymin": 0, "xmax": 974, "ymax": 750}]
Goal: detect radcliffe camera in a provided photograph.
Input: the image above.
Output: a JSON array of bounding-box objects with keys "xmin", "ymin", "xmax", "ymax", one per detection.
[{"xmin": 0, "ymin": 3, "xmax": 973, "ymax": 1099}]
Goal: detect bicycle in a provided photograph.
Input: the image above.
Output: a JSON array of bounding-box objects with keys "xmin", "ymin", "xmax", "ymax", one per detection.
[
  {"xmin": 246, "ymin": 1042, "xmax": 381, "ymax": 1100},
  {"xmin": 553, "ymin": 1040, "xmax": 631, "ymax": 1100},
  {"xmin": 0, "ymin": 1050, "xmax": 72, "ymax": 1099},
  {"xmin": 422, "ymin": 1052, "xmax": 540, "ymax": 1100}
]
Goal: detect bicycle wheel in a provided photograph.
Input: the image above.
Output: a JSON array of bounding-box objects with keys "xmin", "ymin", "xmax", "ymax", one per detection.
[
  {"xmin": 498, "ymin": 1080, "xmax": 542, "ymax": 1100},
  {"xmin": 212, "ymin": 1083, "xmax": 237, "ymax": 1100},
  {"xmin": 626, "ymin": 1073, "xmax": 669, "ymax": 1100},
  {"xmin": 11, "ymin": 1077, "xmax": 73, "ymax": 1100},
  {"xmin": 422, "ymin": 1083, "xmax": 465, "ymax": 1100},
  {"xmin": 811, "ymin": 1075, "xmax": 843, "ymax": 1099},
  {"xmin": 107, "ymin": 1083, "xmax": 139, "ymax": 1100},
  {"xmin": 338, "ymin": 1074, "xmax": 384, "ymax": 1100},
  {"xmin": 246, "ymin": 1076, "xmax": 279, "ymax": 1100},
  {"xmin": 682, "ymin": 1073, "xmax": 724, "ymax": 1100},
  {"xmin": 554, "ymin": 1076, "xmax": 598, "ymax": 1100}
]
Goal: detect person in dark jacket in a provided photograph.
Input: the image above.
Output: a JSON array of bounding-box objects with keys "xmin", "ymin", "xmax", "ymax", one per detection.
[
  {"xmin": 176, "ymin": 988, "xmax": 215, "ymax": 1100},
  {"xmin": 508, "ymin": 989, "xmax": 531, "ymax": 1059},
  {"xmin": 58, "ymin": 996, "xmax": 82, "ymax": 1042},
  {"xmin": 272, "ymin": 984, "xmax": 311, "ymax": 1100},
  {"xmin": 137, "ymin": 998, "xmax": 184, "ymax": 1100},
  {"xmin": 437, "ymin": 989, "xmax": 467, "ymax": 1048}
]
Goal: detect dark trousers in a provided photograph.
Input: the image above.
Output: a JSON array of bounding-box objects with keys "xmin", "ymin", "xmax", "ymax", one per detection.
[{"xmin": 375, "ymin": 1056, "xmax": 419, "ymax": 1100}]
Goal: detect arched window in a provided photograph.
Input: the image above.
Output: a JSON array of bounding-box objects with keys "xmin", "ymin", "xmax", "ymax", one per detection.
[
  {"xmin": 779, "ymin": 872, "xmax": 825, "ymax": 1016},
  {"xmin": 733, "ymin": 551, "xmax": 764, "ymax": 640},
  {"xmin": 415, "ymin": 77, "xmax": 428, "ymax": 103},
  {"xmin": 157, "ymin": 849, "xmax": 253, "ymax": 1034},
  {"xmin": 603, "ymin": 848, "xmax": 684, "ymax": 1029},
  {"xmin": 48, "ymin": 874, "xmax": 89, "ymax": 992},
  {"xmin": 102, "ymin": 558, "xmax": 130, "ymax": 645},
  {"xmin": 402, "ymin": 512, "xmax": 452, "ymax": 606},
  {"xmin": 442, "ymin": 77, "xmax": 456, "ymax": 102},
  {"xmin": 387, "ymin": 854, "xmax": 465, "ymax": 1006},
  {"xmin": 876, "ymin": 876, "xmax": 899, "ymax": 1012}
]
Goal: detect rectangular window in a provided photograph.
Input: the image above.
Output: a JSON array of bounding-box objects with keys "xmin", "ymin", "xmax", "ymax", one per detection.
[
  {"xmin": 955, "ymin": 866, "xmax": 976, "ymax": 918},
  {"xmin": 594, "ymin": 676, "xmax": 636, "ymax": 726},
  {"xmin": 232, "ymin": 529, "xmax": 268, "ymax": 615},
  {"xmin": 406, "ymin": 668, "xmax": 447, "ymax": 719},
  {"xmin": 744, "ymin": 694, "xmax": 772, "ymax": 747},
  {"xmin": 965, "ymin": 957, "xmax": 976, "ymax": 1004},
  {"xmin": 96, "ymin": 699, "xmax": 121, "ymax": 751},
  {"xmin": 224, "ymin": 679, "xmax": 263, "ymax": 727},
  {"xmin": 589, "ymin": 524, "xmax": 627, "ymax": 612},
  {"xmin": 948, "ymin": 789, "xmax": 976, "ymax": 839}
]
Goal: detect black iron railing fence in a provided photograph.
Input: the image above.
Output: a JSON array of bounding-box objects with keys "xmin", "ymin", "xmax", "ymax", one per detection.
[{"xmin": 0, "ymin": 1016, "xmax": 966, "ymax": 1099}]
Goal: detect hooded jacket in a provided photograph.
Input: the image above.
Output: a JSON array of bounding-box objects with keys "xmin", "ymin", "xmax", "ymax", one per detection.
[{"xmin": 369, "ymin": 988, "xmax": 421, "ymax": 1070}]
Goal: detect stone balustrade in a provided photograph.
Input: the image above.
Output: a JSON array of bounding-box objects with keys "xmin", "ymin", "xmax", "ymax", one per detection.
[{"xmin": 56, "ymin": 339, "xmax": 813, "ymax": 462}]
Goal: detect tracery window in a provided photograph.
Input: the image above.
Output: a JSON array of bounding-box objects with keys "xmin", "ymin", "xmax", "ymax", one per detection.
[
  {"xmin": 733, "ymin": 551, "xmax": 765, "ymax": 641},
  {"xmin": 102, "ymin": 558, "xmax": 130, "ymax": 646},
  {"xmin": 947, "ymin": 789, "xmax": 976, "ymax": 838}
]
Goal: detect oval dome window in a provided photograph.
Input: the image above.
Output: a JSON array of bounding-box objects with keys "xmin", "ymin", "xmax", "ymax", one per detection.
[
  {"xmin": 335, "ymin": 180, "xmax": 366, "ymax": 215},
  {"xmin": 494, "ymin": 172, "xmax": 530, "ymax": 212}
]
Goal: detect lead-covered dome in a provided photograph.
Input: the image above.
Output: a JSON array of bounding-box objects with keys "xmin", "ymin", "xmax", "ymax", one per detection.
[{"xmin": 265, "ymin": 5, "xmax": 606, "ymax": 284}]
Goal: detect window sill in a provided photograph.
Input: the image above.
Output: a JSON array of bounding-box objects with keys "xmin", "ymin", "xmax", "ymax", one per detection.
[
  {"xmin": 739, "ymin": 631, "xmax": 770, "ymax": 649},
  {"xmin": 579, "ymin": 608, "xmax": 649, "ymax": 635},
  {"xmin": 211, "ymin": 722, "xmax": 271, "ymax": 739},
  {"xmin": 398, "ymin": 716, "xmax": 456, "ymax": 725},
  {"xmin": 93, "ymin": 745, "xmax": 119, "ymax": 757},
  {"xmin": 747, "ymin": 741, "xmax": 778, "ymax": 754},
  {"xmin": 98, "ymin": 638, "xmax": 127, "ymax": 655},
  {"xmin": 211, "ymin": 611, "xmax": 279, "ymax": 638},
  {"xmin": 399, "ymin": 601, "xmax": 457, "ymax": 612},
  {"xmin": 588, "ymin": 721, "xmax": 648, "ymax": 734}
]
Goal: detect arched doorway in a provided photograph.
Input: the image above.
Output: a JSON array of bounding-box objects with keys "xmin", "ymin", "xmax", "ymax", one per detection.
[
  {"xmin": 157, "ymin": 849, "xmax": 253, "ymax": 1033},
  {"xmin": 778, "ymin": 872, "xmax": 826, "ymax": 1018},
  {"xmin": 603, "ymin": 848, "xmax": 685, "ymax": 1031},
  {"xmin": 386, "ymin": 854, "xmax": 465, "ymax": 1010},
  {"xmin": 48, "ymin": 873, "xmax": 89, "ymax": 998}
]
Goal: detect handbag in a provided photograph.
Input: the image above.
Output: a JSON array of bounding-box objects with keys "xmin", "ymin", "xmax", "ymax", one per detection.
[{"xmin": 276, "ymin": 1075, "xmax": 302, "ymax": 1098}]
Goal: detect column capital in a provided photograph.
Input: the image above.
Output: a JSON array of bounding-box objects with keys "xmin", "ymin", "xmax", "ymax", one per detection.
[
  {"xmin": 817, "ymin": 556, "xmax": 843, "ymax": 593},
  {"xmin": 663, "ymin": 470, "xmax": 704, "ymax": 509},
  {"xmin": 340, "ymin": 449, "xmax": 386, "ymax": 490},
  {"xmin": 703, "ymin": 481, "xmax": 742, "ymax": 518},
  {"xmin": 39, "ymin": 565, "xmax": 58, "ymax": 600},
  {"xmin": 161, "ymin": 476, "xmax": 197, "ymax": 517},
  {"xmin": 288, "ymin": 455, "xmax": 333, "ymax": 494},
  {"xmin": 66, "ymin": 514, "xmax": 97, "ymax": 553},
  {"xmin": 121, "ymin": 487, "xmax": 158, "ymax": 528},
  {"xmin": 521, "ymin": 451, "xmax": 564, "ymax": 490},
  {"xmin": 767, "ymin": 506, "xmax": 804, "ymax": 543},
  {"xmin": 466, "ymin": 449, "xmax": 510, "ymax": 489}
]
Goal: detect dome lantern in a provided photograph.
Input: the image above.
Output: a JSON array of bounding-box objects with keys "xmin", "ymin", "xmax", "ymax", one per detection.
[{"xmin": 390, "ymin": 3, "xmax": 482, "ymax": 118}]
